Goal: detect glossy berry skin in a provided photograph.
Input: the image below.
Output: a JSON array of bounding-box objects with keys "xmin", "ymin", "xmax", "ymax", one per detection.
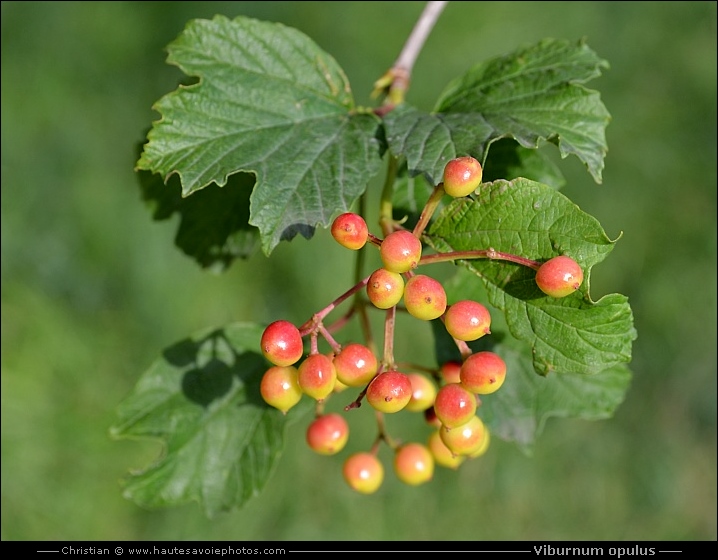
[
  {"xmin": 535, "ymin": 255, "xmax": 584, "ymax": 298},
  {"xmin": 444, "ymin": 300, "xmax": 491, "ymax": 341},
  {"xmin": 366, "ymin": 268, "xmax": 404, "ymax": 309},
  {"xmin": 261, "ymin": 320, "xmax": 304, "ymax": 367},
  {"xmin": 394, "ymin": 443, "xmax": 435, "ymax": 486},
  {"xmin": 439, "ymin": 414, "xmax": 486, "ymax": 456},
  {"xmin": 468, "ymin": 426, "xmax": 491, "ymax": 458},
  {"xmin": 433, "ymin": 382, "xmax": 478, "ymax": 428},
  {"xmin": 442, "ymin": 156, "xmax": 483, "ymax": 198},
  {"xmin": 403, "ymin": 274, "xmax": 447, "ymax": 321},
  {"xmin": 460, "ymin": 351, "xmax": 507, "ymax": 395},
  {"xmin": 343, "ymin": 452, "xmax": 384, "ymax": 494},
  {"xmin": 260, "ymin": 365, "xmax": 303, "ymax": 414},
  {"xmin": 297, "ymin": 353, "xmax": 336, "ymax": 401},
  {"xmin": 331, "ymin": 212, "xmax": 369, "ymax": 250},
  {"xmin": 428, "ymin": 429, "xmax": 465, "ymax": 469},
  {"xmin": 306, "ymin": 413, "xmax": 349, "ymax": 455},
  {"xmin": 439, "ymin": 360, "xmax": 462, "ymax": 384},
  {"xmin": 333, "ymin": 343, "xmax": 378, "ymax": 387},
  {"xmin": 405, "ymin": 373, "xmax": 438, "ymax": 412},
  {"xmin": 366, "ymin": 371, "xmax": 413, "ymax": 413},
  {"xmin": 379, "ymin": 230, "xmax": 422, "ymax": 273}
]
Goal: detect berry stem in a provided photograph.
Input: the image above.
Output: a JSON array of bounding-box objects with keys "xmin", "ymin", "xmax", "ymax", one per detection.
[
  {"xmin": 412, "ymin": 182, "xmax": 446, "ymax": 239},
  {"xmin": 317, "ymin": 324, "xmax": 342, "ymax": 355},
  {"xmin": 309, "ymin": 331, "xmax": 319, "ymax": 355},
  {"xmin": 299, "ymin": 274, "xmax": 372, "ymax": 335},
  {"xmin": 367, "ymin": 233, "xmax": 383, "ymax": 247},
  {"xmin": 382, "ymin": 305, "xmax": 397, "ymax": 369},
  {"xmin": 372, "ymin": 0, "xmax": 449, "ymax": 113},
  {"xmin": 419, "ymin": 248, "xmax": 542, "ymax": 270},
  {"xmin": 344, "ymin": 365, "xmax": 384, "ymax": 411},
  {"xmin": 374, "ymin": 410, "xmax": 400, "ymax": 451}
]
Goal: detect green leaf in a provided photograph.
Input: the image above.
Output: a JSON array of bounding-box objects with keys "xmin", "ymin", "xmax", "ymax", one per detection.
[
  {"xmin": 483, "ymin": 342, "xmax": 633, "ymax": 454},
  {"xmin": 481, "ymin": 138, "xmax": 566, "ymax": 190},
  {"xmin": 109, "ymin": 323, "xmax": 312, "ymax": 517},
  {"xmin": 433, "ymin": 268, "xmax": 632, "ymax": 453},
  {"xmin": 426, "ymin": 178, "xmax": 636, "ymax": 376},
  {"xmin": 384, "ymin": 38, "xmax": 610, "ymax": 185},
  {"xmin": 390, "ymin": 163, "xmax": 437, "ymax": 230},
  {"xmin": 136, "ymin": 15, "xmax": 385, "ymax": 255},
  {"xmin": 137, "ymin": 160, "xmax": 259, "ymax": 272}
]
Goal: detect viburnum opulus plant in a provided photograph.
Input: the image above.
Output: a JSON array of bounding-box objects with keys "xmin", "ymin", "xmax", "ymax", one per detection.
[{"xmin": 112, "ymin": 1, "xmax": 637, "ymax": 516}]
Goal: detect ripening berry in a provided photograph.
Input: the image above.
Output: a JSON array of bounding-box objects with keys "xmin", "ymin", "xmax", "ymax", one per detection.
[
  {"xmin": 394, "ymin": 443, "xmax": 435, "ymax": 486},
  {"xmin": 366, "ymin": 268, "xmax": 404, "ymax": 309},
  {"xmin": 343, "ymin": 452, "xmax": 384, "ymax": 494},
  {"xmin": 331, "ymin": 212, "xmax": 369, "ymax": 250},
  {"xmin": 433, "ymin": 382, "xmax": 478, "ymax": 428},
  {"xmin": 468, "ymin": 426, "xmax": 491, "ymax": 459},
  {"xmin": 427, "ymin": 430, "xmax": 465, "ymax": 470},
  {"xmin": 297, "ymin": 353, "xmax": 336, "ymax": 401},
  {"xmin": 460, "ymin": 351, "xmax": 507, "ymax": 395},
  {"xmin": 535, "ymin": 255, "xmax": 584, "ymax": 298},
  {"xmin": 403, "ymin": 274, "xmax": 447, "ymax": 321},
  {"xmin": 260, "ymin": 365, "xmax": 303, "ymax": 414},
  {"xmin": 379, "ymin": 230, "xmax": 422, "ymax": 273},
  {"xmin": 404, "ymin": 373, "xmax": 438, "ymax": 412},
  {"xmin": 442, "ymin": 156, "xmax": 483, "ymax": 198},
  {"xmin": 444, "ymin": 300, "xmax": 491, "ymax": 341},
  {"xmin": 366, "ymin": 371, "xmax": 413, "ymax": 413},
  {"xmin": 261, "ymin": 320, "xmax": 304, "ymax": 367},
  {"xmin": 306, "ymin": 413, "xmax": 349, "ymax": 455},
  {"xmin": 439, "ymin": 414, "xmax": 486, "ymax": 456},
  {"xmin": 333, "ymin": 343, "xmax": 378, "ymax": 387},
  {"xmin": 439, "ymin": 360, "xmax": 462, "ymax": 384}
]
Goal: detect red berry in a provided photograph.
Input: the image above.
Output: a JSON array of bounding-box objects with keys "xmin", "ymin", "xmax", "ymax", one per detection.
[
  {"xmin": 403, "ymin": 274, "xmax": 447, "ymax": 321},
  {"xmin": 259, "ymin": 365, "xmax": 303, "ymax": 414},
  {"xmin": 366, "ymin": 268, "xmax": 404, "ymax": 309},
  {"xmin": 379, "ymin": 230, "xmax": 422, "ymax": 273},
  {"xmin": 331, "ymin": 212, "xmax": 369, "ymax": 250},
  {"xmin": 468, "ymin": 426, "xmax": 491, "ymax": 458},
  {"xmin": 404, "ymin": 372, "xmax": 438, "ymax": 412},
  {"xmin": 297, "ymin": 353, "xmax": 336, "ymax": 401},
  {"xmin": 333, "ymin": 343, "xmax": 378, "ymax": 387},
  {"xmin": 394, "ymin": 442, "xmax": 435, "ymax": 486},
  {"xmin": 460, "ymin": 351, "xmax": 507, "ymax": 395},
  {"xmin": 427, "ymin": 429, "xmax": 465, "ymax": 470},
  {"xmin": 306, "ymin": 413, "xmax": 349, "ymax": 455},
  {"xmin": 439, "ymin": 414, "xmax": 486, "ymax": 456},
  {"xmin": 442, "ymin": 156, "xmax": 483, "ymax": 198},
  {"xmin": 439, "ymin": 360, "xmax": 462, "ymax": 384},
  {"xmin": 343, "ymin": 452, "xmax": 384, "ymax": 494},
  {"xmin": 433, "ymin": 382, "xmax": 478, "ymax": 428},
  {"xmin": 535, "ymin": 255, "xmax": 584, "ymax": 298},
  {"xmin": 261, "ymin": 320, "xmax": 304, "ymax": 367},
  {"xmin": 444, "ymin": 300, "xmax": 491, "ymax": 341},
  {"xmin": 366, "ymin": 371, "xmax": 412, "ymax": 413}
]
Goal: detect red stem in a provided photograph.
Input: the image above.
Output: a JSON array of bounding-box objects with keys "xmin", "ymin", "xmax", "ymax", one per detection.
[{"xmin": 419, "ymin": 248, "xmax": 541, "ymax": 270}]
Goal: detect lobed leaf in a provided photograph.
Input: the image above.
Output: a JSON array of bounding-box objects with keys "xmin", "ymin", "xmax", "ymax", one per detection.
[
  {"xmin": 136, "ymin": 15, "xmax": 385, "ymax": 255},
  {"xmin": 384, "ymin": 38, "xmax": 610, "ymax": 186},
  {"xmin": 426, "ymin": 178, "xmax": 636, "ymax": 376},
  {"xmin": 110, "ymin": 322, "xmax": 312, "ymax": 517}
]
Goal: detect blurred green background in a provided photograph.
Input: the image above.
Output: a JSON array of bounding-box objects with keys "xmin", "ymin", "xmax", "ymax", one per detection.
[{"xmin": 2, "ymin": 0, "xmax": 716, "ymax": 541}]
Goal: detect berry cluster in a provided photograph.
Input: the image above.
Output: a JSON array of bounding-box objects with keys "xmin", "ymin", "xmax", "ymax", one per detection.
[{"xmin": 259, "ymin": 156, "xmax": 584, "ymax": 494}]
